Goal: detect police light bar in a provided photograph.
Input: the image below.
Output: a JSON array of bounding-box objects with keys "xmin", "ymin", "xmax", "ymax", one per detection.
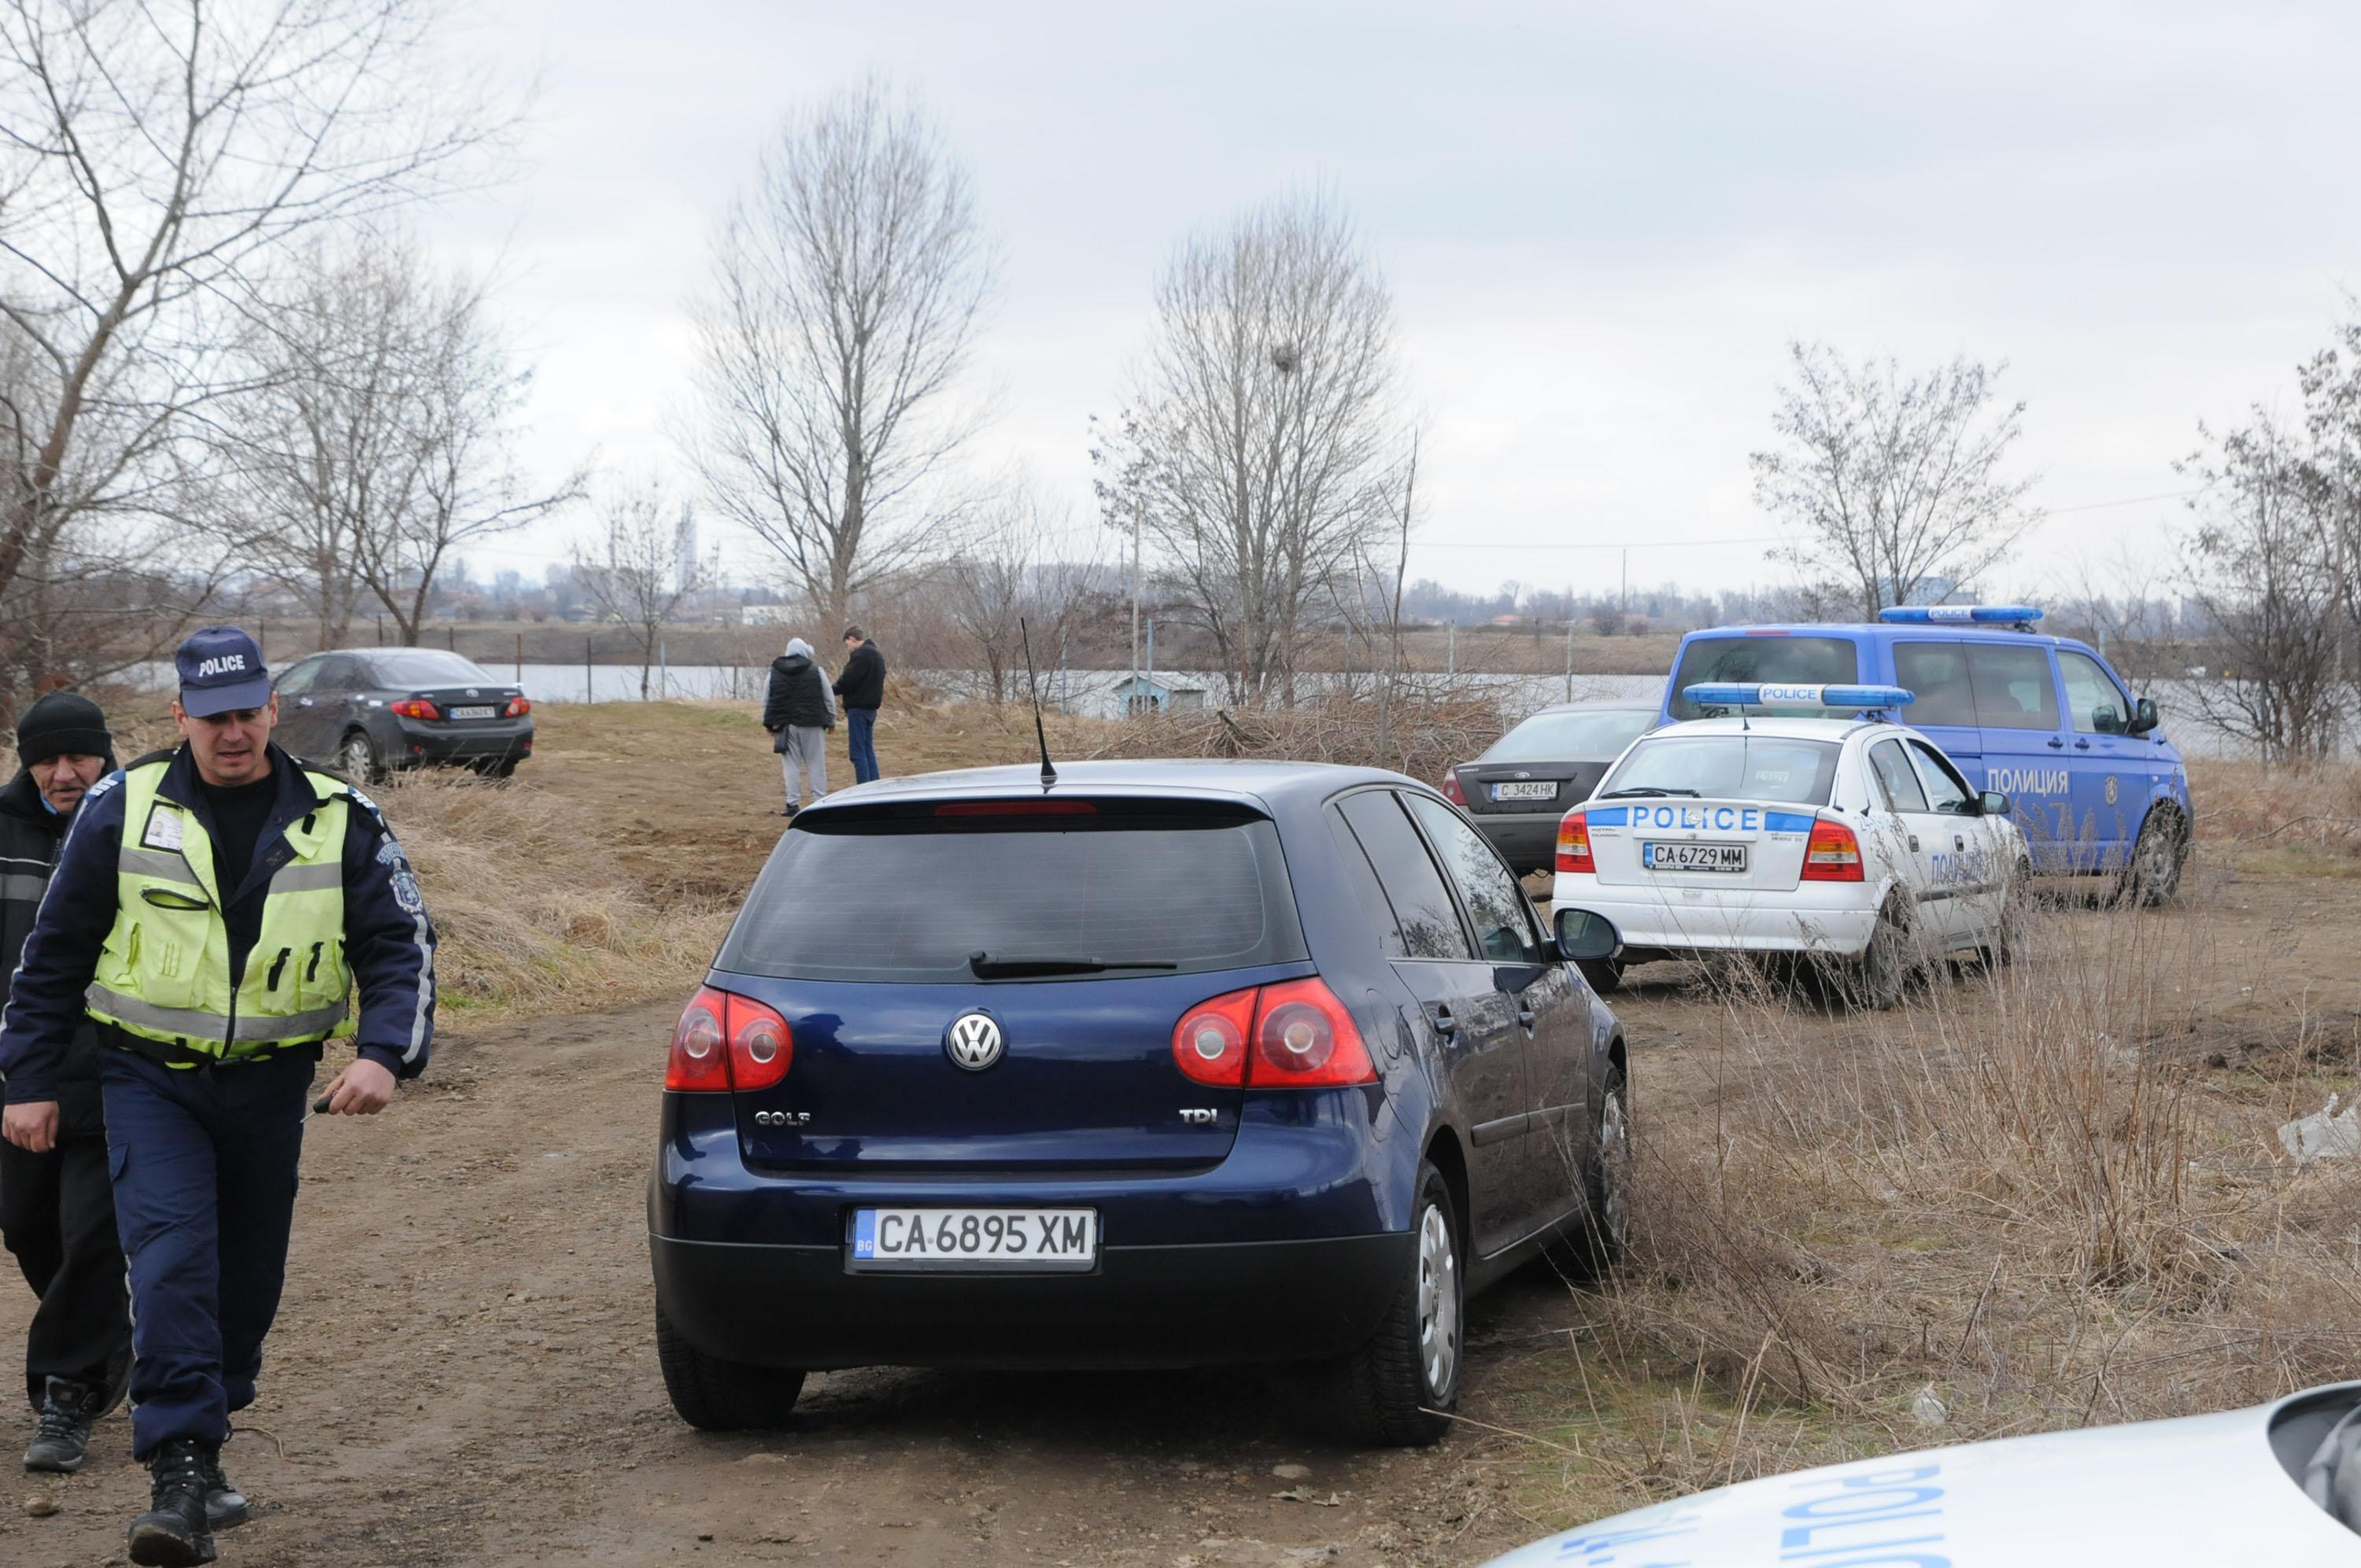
[
  {"xmin": 1683, "ymin": 683, "xmax": 1916, "ymax": 710},
  {"xmin": 1875, "ymin": 605, "xmax": 2044, "ymax": 625}
]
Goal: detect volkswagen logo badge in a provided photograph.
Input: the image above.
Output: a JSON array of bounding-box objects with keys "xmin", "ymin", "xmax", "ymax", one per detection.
[{"xmin": 945, "ymin": 1012, "xmax": 1004, "ymax": 1071}]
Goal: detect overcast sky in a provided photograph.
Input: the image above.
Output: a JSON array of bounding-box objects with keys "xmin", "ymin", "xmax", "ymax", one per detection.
[{"xmin": 427, "ymin": 0, "xmax": 2361, "ymax": 603}]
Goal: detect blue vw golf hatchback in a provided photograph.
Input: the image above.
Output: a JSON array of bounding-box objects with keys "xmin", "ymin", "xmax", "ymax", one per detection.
[
  {"xmin": 648, "ymin": 760, "xmax": 1630, "ymax": 1446},
  {"xmin": 1657, "ymin": 608, "xmax": 2193, "ymax": 898}
]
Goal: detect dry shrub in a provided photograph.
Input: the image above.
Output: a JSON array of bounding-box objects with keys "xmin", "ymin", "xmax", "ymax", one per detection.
[
  {"xmin": 1092, "ymin": 692, "xmax": 1507, "ymax": 783},
  {"xmin": 2191, "ymin": 759, "xmax": 2361, "ymax": 857},
  {"xmin": 1594, "ymin": 898, "xmax": 2361, "ymax": 1457},
  {"xmin": 361, "ymin": 771, "xmax": 733, "ymax": 1014}
]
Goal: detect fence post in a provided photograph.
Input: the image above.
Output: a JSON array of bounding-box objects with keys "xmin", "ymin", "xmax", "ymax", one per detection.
[
  {"xmin": 585, "ymin": 636, "xmax": 592, "ymax": 704},
  {"xmin": 1565, "ymin": 622, "xmax": 1575, "ymax": 703},
  {"xmin": 515, "ymin": 632, "xmax": 523, "ymax": 683},
  {"xmin": 1448, "ymin": 622, "xmax": 1457, "ymax": 677},
  {"xmin": 446, "ymin": 625, "xmax": 455, "ymax": 652},
  {"xmin": 659, "ymin": 638, "xmax": 667, "ymax": 700}
]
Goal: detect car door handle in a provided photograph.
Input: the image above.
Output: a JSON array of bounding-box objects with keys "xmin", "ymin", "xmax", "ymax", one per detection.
[
  {"xmin": 1515, "ymin": 1004, "xmax": 1535, "ymax": 1031},
  {"xmin": 1428, "ymin": 1005, "xmax": 1458, "ymax": 1037},
  {"xmin": 2074, "ymin": 739, "xmax": 2091, "ymax": 750},
  {"xmin": 1908, "ymin": 834, "xmax": 1920, "ymax": 852},
  {"xmin": 2046, "ymin": 737, "xmax": 2066, "ymax": 749},
  {"xmin": 297, "ymin": 697, "xmax": 314, "ymax": 707},
  {"xmin": 1955, "ymin": 836, "xmax": 1967, "ymax": 850}
]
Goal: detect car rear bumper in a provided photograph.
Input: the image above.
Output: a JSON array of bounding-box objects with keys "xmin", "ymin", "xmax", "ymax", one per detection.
[
  {"xmin": 1550, "ymin": 882, "xmax": 1881, "ymax": 958},
  {"xmin": 1469, "ymin": 810, "xmax": 1564, "ymax": 873},
  {"xmin": 649, "ymin": 1229, "xmax": 1409, "ymax": 1370},
  {"xmin": 391, "ymin": 717, "xmax": 533, "ymax": 767}
]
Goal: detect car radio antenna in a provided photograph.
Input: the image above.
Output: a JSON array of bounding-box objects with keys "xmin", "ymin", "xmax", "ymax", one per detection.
[{"xmin": 1021, "ymin": 616, "xmax": 1058, "ymax": 789}]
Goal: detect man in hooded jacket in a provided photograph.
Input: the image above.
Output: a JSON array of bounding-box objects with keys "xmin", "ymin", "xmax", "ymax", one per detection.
[
  {"xmin": 761, "ymin": 637, "xmax": 835, "ymax": 817},
  {"xmin": 0, "ymin": 691, "xmax": 131, "ymax": 1474}
]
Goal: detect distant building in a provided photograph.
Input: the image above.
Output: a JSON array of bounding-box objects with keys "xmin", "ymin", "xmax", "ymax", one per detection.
[
  {"xmin": 742, "ymin": 604, "xmax": 794, "ymax": 627},
  {"xmin": 1115, "ymin": 674, "xmax": 1206, "ymax": 714}
]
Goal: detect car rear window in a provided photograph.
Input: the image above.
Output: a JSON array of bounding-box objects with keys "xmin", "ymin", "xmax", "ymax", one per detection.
[
  {"xmin": 1601, "ymin": 736, "xmax": 1843, "ymax": 806},
  {"xmin": 717, "ymin": 801, "xmax": 1308, "ymax": 983},
  {"xmin": 371, "ymin": 650, "xmax": 494, "ymax": 686},
  {"xmin": 1483, "ymin": 708, "xmax": 1655, "ymax": 761},
  {"xmin": 1668, "ymin": 636, "xmax": 1860, "ymax": 719}
]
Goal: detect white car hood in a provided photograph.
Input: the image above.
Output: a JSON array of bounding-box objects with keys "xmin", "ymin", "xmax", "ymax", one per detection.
[{"xmin": 1478, "ymin": 1385, "xmax": 2361, "ymax": 1566}]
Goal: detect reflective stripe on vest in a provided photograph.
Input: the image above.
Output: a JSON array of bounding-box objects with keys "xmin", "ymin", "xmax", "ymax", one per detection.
[{"xmin": 84, "ymin": 759, "xmax": 355, "ymax": 1058}]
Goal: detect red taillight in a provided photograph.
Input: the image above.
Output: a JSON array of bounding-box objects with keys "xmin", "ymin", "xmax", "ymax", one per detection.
[
  {"xmin": 390, "ymin": 697, "xmax": 440, "ymax": 720},
  {"xmin": 1801, "ymin": 819, "xmax": 1864, "ymax": 882},
  {"xmin": 1441, "ymin": 770, "xmax": 1467, "ymax": 806},
  {"xmin": 504, "ymin": 695, "xmax": 531, "ymax": 718},
  {"xmin": 1170, "ymin": 978, "xmax": 1376, "ymax": 1089},
  {"xmin": 1556, "ymin": 811, "xmax": 1595, "ymax": 875},
  {"xmin": 666, "ymin": 985, "xmax": 793, "ymax": 1091}
]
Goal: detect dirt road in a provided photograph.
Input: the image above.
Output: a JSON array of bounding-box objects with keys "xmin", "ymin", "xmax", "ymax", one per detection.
[{"xmin": 4, "ymin": 998, "xmax": 1604, "ymax": 1568}]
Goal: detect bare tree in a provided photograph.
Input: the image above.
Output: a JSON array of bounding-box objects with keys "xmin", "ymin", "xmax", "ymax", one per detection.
[
  {"xmin": 2298, "ymin": 301, "xmax": 2361, "ymax": 677},
  {"xmin": 2177, "ymin": 412, "xmax": 2348, "ymax": 763},
  {"xmin": 690, "ymin": 80, "xmax": 992, "ymax": 637},
  {"xmin": 573, "ymin": 479, "xmax": 704, "ymax": 699},
  {"xmin": 941, "ymin": 485, "xmax": 1105, "ymax": 705},
  {"xmin": 0, "ymin": 0, "xmax": 504, "ymax": 702},
  {"xmin": 1751, "ymin": 343, "xmax": 2041, "ymax": 619},
  {"xmin": 1100, "ymin": 191, "xmax": 1404, "ymax": 706}
]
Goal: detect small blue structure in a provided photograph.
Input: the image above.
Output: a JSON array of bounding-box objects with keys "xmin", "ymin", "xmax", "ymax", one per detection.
[{"xmin": 1115, "ymin": 673, "xmax": 1206, "ymax": 714}]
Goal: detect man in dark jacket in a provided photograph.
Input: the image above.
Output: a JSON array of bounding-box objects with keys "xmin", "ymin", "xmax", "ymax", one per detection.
[
  {"xmin": 833, "ymin": 625, "xmax": 886, "ymax": 785},
  {"xmin": 0, "ymin": 690, "xmax": 131, "ymax": 1474},
  {"xmin": 1, "ymin": 627, "xmax": 437, "ymax": 1566},
  {"xmin": 760, "ymin": 636, "xmax": 834, "ymax": 817}
]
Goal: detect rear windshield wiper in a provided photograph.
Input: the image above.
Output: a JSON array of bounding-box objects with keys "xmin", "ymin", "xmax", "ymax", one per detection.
[
  {"xmin": 966, "ymin": 952, "xmax": 1180, "ymax": 979},
  {"xmin": 1601, "ymin": 787, "xmax": 1700, "ymax": 799}
]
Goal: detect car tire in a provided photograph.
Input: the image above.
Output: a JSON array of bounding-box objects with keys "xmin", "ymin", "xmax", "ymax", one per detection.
[
  {"xmin": 1857, "ymin": 897, "xmax": 1916, "ymax": 1010},
  {"xmin": 1986, "ymin": 854, "xmax": 2035, "ymax": 967},
  {"xmin": 1576, "ymin": 957, "xmax": 1624, "ymax": 995},
  {"xmin": 338, "ymin": 729, "xmax": 384, "ymax": 785},
  {"xmin": 1325, "ymin": 1162, "xmax": 1461, "ymax": 1448},
  {"xmin": 2121, "ymin": 809, "xmax": 2185, "ymax": 907},
  {"xmin": 656, "ymin": 1305, "xmax": 805, "ymax": 1431},
  {"xmin": 1551, "ymin": 1064, "xmax": 1632, "ymax": 1283}
]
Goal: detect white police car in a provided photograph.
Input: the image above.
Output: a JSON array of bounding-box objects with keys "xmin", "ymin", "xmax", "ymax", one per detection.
[
  {"xmin": 1476, "ymin": 1379, "xmax": 2361, "ymax": 1566},
  {"xmin": 1550, "ymin": 684, "xmax": 2023, "ymax": 1003}
]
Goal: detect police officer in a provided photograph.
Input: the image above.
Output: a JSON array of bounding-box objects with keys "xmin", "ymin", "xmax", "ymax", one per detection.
[
  {"xmin": 1, "ymin": 691, "xmax": 132, "ymax": 1472},
  {"xmin": 0, "ymin": 628, "xmax": 436, "ymax": 1567}
]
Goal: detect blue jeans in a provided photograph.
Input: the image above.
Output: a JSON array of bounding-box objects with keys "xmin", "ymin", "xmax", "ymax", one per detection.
[
  {"xmin": 101, "ymin": 1048, "xmax": 315, "ymax": 1457},
  {"xmin": 847, "ymin": 707, "xmax": 880, "ymax": 784}
]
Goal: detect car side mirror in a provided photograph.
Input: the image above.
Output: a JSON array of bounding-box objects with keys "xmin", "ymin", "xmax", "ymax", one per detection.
[
  {"xmin": 2128, "ymin": 697, "xmax": 2160, "ymax": 736},
  {"xmin": 1979, "ymin": 790, "xmax": 2011, "ymax": 817},
  {"xmin": 1554, "ymin": 908, "xmax": 1618, "ymax": 962}
]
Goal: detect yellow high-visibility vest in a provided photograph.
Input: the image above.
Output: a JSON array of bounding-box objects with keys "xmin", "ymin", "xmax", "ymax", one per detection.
[{"xmin": 85, "ymin": 759, "xmax": 353, "ymax": 1059}]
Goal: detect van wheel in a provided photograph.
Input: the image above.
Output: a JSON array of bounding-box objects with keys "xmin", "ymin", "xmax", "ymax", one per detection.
[
  {"xmin": 1857, "ymin": 898, "xmax": 1916, "ymax": 1009},
  {"xmin": 1325, "ymin": 1163, "xmax": 1460, "ymax": 1447},
  {"xmin": 656, "ymin": 1305, "xmax": 806, "ymax": 1431},
  {"xmin": 1577, "ymin": 957, "xmax": 1624, "ymax": 995},
  {"xmin": 2122, "ymin": 810, "xmax": 2185, "ymax": 906}
]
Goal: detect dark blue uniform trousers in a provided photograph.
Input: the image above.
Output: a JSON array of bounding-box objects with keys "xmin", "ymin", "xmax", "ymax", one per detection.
[{"xmin": 100, "ymin": 1049, "xmax": 313, "ymax": 1459}]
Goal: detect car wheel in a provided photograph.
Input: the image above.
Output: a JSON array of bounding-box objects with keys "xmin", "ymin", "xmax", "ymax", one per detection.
[
  {"xmin": 2121, "ymin": 809, "xmax": 2185, "ymax": 907},
  {"xmin": 655, "ymin": 1305, "xmax": 805, "ymax": 1431},
  {"xmin": 1326, "ymin": 1162, "xmax": 1461, "ymax": 1447},
  {"xmin": 1550, "ymin": 1064, "xmax": 1632, "ymax": 1283},
  {"xmin": 1576, "ymin": 957, "xmax": 1624, "ymax": 995},
  {"xmin": 1987, "ymin": 854, "xmax": 2035, "ymax": 967},
  {"xmin": 1857, "ymin": 898, "xmax": 1916, "ymax": 1010},
  {"xmin": 337, "ymin": 729, "xmax": 383, "ymax": 784}
]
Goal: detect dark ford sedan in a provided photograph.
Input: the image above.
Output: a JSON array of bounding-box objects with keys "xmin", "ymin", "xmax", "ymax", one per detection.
[
  {"xmin": 1443, "ymin": 703, "xmax": 1658, "ymax": 875},
  {"xmin": 272, "ymin": 647, "xmax": 533, "ymax": 781},
  {"xmin": 648, "ymin": 760, "xmax": 1632, "ymax": 1446}
]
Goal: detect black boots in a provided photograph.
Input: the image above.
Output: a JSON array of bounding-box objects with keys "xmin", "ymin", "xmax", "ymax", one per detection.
[
  {"xmin": 203, "ymin": 1446, "xmax": 251, "ymax": 1529},
  {"xmin": 128, "ymin": 1438, "xmax": 219, "ymax": 1566},
  {"xmin": 24, "ymin": 1374, "xmax": 105, "ymax": 1472}
]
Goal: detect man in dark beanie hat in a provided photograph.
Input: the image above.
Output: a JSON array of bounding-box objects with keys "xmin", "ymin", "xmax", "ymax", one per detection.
[{"xmin": 0, "ymin": 689, "xmax": 131, "ymax": 1475}]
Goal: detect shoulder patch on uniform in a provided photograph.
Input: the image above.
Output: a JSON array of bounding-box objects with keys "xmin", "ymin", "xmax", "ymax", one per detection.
[
  {"xmin": 390, "ymin": 869, "xmax": 425, "ymax": 913},
  {"xmin": 84, "ymin": 770, "xmax": 124, "ymax": 800},
  {"xmin": 375, "ymin": 835, "xmax": 411, "ymax": 871}
]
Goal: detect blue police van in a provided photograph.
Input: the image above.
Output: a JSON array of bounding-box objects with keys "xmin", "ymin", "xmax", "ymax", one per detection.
[{"xmin": 1655, "ymin": 607, "xmax": 2193, "ymax": 899}]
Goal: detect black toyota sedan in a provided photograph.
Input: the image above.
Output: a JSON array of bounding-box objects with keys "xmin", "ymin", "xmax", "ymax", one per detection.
[
  {"xmin": 648, "ymin": 760, "xmax": 1631, "ymax": 1446},
  {"xmin": 1443, "ymin": 703, "xmax": 1659, "ymax": 874},
  {"xmin": 271, "ymin": 647, "xmax": 534, "ymax": 781}
]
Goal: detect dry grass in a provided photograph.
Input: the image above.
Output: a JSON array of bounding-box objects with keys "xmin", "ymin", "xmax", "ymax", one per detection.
[
  {"xmin": 2190, "ymin": 758, "xmax": 2361, "ymax": 860},
  {"xmin": 1510, "ymin": 883, "xmax": 2361, "ymax": 1518}
]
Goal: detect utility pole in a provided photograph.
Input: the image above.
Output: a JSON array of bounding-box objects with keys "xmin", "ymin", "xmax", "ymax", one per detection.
[
  {"xmin": 1620, "ymin": 548, "xmax": 1628, "ymax": 618},
  {"xmin": 1129, "ymin": 499, "xmax": 1143, "ymax": 714}
]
